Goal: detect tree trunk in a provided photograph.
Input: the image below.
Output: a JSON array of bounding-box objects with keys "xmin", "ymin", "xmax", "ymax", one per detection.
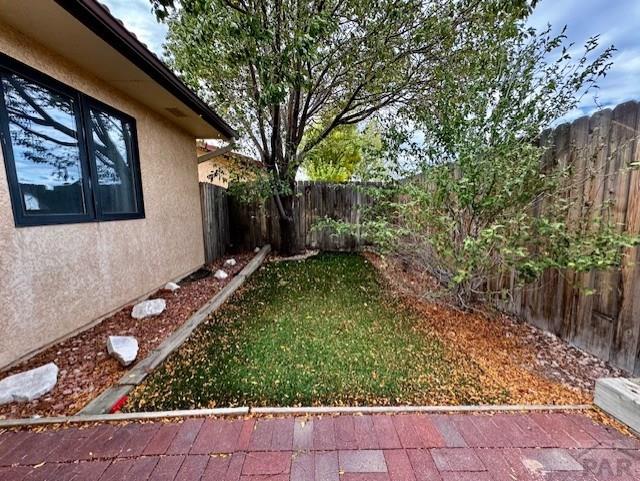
[{"xmin": 277, "ymin": 193, "xmax": 299, "ymax": 255}]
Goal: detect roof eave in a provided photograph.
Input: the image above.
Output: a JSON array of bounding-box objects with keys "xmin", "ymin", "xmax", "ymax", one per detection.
[{"xmin": 55, "ymin": 0, "xmax": 237, "ymax": 140}]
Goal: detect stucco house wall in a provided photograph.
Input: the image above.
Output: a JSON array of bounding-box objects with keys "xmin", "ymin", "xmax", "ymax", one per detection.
[
  {"xmin": 197, "ymin": 149, "xmax": 265, "ymax": 189},
  {"xmin": 198, "ymin": 158, "xmax": 233, "ymax": 188},
  {"xmin": 0, "ymin": 23, "xmax": 205, "ymax": 368}
]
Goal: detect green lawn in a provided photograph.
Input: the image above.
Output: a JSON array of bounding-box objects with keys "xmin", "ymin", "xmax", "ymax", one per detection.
[{"xmin": 126, "ymin": 253, "xmax": 505, "ymax": 410}]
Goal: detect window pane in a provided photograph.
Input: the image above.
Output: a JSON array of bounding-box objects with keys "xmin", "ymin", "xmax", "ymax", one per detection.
[
  {"xmin": 88, "ymin": 107, "xmax": 138, "ymax": 214},
  {"xmin": 1, "ymin": 74, "xmax": 86, "ymax": 214}
]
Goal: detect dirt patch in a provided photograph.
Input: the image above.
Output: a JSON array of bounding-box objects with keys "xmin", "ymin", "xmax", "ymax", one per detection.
[
  {"xmin": 365, "ymin": 252, "xmax": 623, "ymax": 406},
  {"xmin": 0, "ymin": 253, "xmax": 253, "ymax": 420}
]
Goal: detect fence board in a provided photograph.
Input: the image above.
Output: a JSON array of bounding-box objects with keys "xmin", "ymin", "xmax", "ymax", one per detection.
[
  {"xmin": 200, "ymin": 182, "xmax": 229, "ymax": 263},
  {"xmin": 609, "ymin": 102, "xmax": 639, "ymax": 370},
  {"xmin": 499, "ymin": 101, "xmax": 640, "ymax": 373},
  {"xmin": 228, "ymin": 181, "xmax": 374, "ymax": 252}
]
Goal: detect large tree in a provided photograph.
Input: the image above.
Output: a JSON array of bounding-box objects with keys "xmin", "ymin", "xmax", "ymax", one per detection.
[{"xmin": 151, "ymin": 0, "xmax": 533, "ymax": 253}]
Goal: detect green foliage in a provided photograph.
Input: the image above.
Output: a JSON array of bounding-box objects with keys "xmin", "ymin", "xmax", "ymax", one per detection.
[
  {"xmin": 126, "ymin": 253, "xmax": 498, "ymax": 409},
  {"xmin": 328, "ymin": 23, "xmax": 639, "ymax": 307},
  {"xmin": 150, "ymin": 0, "xmax": 537, "ymax": 252},
  {"xmin": 302, "ymin": 119, "xmax": 384, "ymax": 182},
  {"xmin": 226, "ymin": 166, "xmax": 291, "ymax": 204},
  {"xmin": 303, "ymin": 124, "xmax": 362, "ymax": 182},
  {"xmin": 353, "ymin": 120, "xmax": 387, "ymax": 181}
]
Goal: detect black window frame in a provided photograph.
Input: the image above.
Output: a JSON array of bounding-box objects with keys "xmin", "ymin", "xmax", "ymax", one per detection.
[
  {"xmin": 0, "ymin": 53, "xmax": 145, "ymax": 227},
  {"xmin": 82, "ymin": 96, "xmax": 145, "ymax": 222}
]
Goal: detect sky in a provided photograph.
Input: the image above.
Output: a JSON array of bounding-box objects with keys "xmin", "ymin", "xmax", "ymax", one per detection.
[{"xmin": 102, "ymin": 0, "xmax": 640, "ymax": 122}]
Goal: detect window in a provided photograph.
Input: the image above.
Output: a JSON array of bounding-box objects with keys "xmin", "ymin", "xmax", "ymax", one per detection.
[
  {"xmin": 86, "ymin": 104, "xmax": 141, "ymax": 216},
  {"xmin": 0, "ymin": 54, "xmax": 144, "ymax": 226},
  {"xmin": 1, "ymin": 72, "xmax": 91, "ymax": 221}
]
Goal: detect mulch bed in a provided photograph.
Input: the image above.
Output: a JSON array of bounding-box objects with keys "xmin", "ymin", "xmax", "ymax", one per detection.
[
  {"xmin": 0, "ymin": 252, "xmax": 253, "ymax": 420},
  {"xmin": 364, "ymin": 252, "xmax": 623, "ymax": 406}
]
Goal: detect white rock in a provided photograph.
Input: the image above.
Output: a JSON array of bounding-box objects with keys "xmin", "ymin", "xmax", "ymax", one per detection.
[
  {"xmin": 0, "ymin": 363, "xmax": 58, "ymax": 405},
  {"xmin": 131, "ymin": 299, "xmax": 166, "ymax": 319},
  {"xmin": 214, "ymin": 269, "xmax": 228, "ymax": 280},
  {"xmin": 107, "ymin": 336, "xmax": 139, "ymax": 366},
  {"xmin": 224, "ymin": 258, "xmax": 237, "ymax": 267},
  {"xmin": 254, "ymin": 247, "xmax": 261, "ymax": 253},
  {"xmin": 164, "ymin": 282, "xmax": 180, "ymax": 292}
]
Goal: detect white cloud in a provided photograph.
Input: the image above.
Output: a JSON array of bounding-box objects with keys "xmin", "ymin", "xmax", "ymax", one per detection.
[
  {"xmin": 528, "ymin": 0, "xmax": 640, "ymax": 118},
  {"xmin": 102, "ymin": 0, "xmax": 640, "ymax": 121},
  {"xmin": 100, "ymin": 0, "xmax": 167, "ymax": 55},
  {"xmin": 613, "ymin": 48, "xmax": 640, "ymax": 73}
]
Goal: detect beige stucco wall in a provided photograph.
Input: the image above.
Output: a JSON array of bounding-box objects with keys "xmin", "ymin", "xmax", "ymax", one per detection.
[
  {"xmin": 0, "ymin": 24, "xmax": 205, "ymax": 368},
  {"xmin": 198, "ymin": 159, "xmax": 230, "ymax": 188},
  {"xmin": 198, "ymin": 154, "xmax": 263, "ymax": 188}
]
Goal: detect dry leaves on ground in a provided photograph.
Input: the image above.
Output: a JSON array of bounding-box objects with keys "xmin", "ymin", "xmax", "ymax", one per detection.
[{"xmin": 365, "ymin": 252, "xmax": 623, "ymax": 406}]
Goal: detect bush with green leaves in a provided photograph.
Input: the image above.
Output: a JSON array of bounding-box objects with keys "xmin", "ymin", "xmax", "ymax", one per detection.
[{"xmin": 327, "ymin": 25, "xmax": 639, "ymax": 308}]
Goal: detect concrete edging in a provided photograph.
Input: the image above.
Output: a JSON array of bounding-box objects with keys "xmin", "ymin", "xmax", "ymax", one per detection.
[
  {"xmin": 78, "ymin": 245, "xmax": 271, "ymax": 415},
  {"xmin": 0, "ymin": 403, "xmax": 593, "ymax": 428}
]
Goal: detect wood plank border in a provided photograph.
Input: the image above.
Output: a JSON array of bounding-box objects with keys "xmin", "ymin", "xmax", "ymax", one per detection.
[
  {"xmin": 79, "ymin": 245, "xmax": 271, "ymax": 415},
  {"xmin": 249, "ymin": 404, "xmax": 593, "ymax": 415},
  {"xmin": 0, "ymin": 404, "xmax": 592, "ymax": 428},
  {"xmin": 595, "ymin": 378, "xmax": 640, "ymax": 435},
  {"xmin": 0, "ymin": 407, "xmax": 249, "ymax": 428}
]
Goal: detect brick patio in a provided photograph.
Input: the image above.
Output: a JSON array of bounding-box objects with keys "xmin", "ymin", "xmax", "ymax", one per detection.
[{"xmin": 0, "ymin": 412, "xmax": 639, "ymax": 480}]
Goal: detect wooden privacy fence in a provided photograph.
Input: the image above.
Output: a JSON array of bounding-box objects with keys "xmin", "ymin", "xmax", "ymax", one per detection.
[
  {"xmin": 229, "ymin": 181, "xmax": 375, "ymax": 252},
  {"xmin": 200, "ymin": 182, "xmax": 230, "ymax": 263},
  {"xmin": 200, "ymin": 101, "xmax": 640, "ymax": 373},
  {"xmin": 493, "ymin": 100, "xmax": 640, "ymax": 374}
]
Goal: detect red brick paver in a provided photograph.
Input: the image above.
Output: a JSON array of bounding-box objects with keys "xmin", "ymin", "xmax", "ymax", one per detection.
[{"xmin": 0, "ymin": 412, "xmax": 638, "ymax": 481}]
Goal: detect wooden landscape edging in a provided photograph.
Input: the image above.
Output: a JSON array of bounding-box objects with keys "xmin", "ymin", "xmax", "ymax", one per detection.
[
  {"xmin": 0, "ymin": 403, "xmax": 592, "ymax": 428},
  {"xmin": 595, "ymin": 378, "xmax": 640, "ymax": 435},
  {"xmin": 248, "ymin": 404, "xmax": 593, "ymax": 415},
  {"xmin": 79, "ymin": 245, "xmax": 271, "ymax": 415}
]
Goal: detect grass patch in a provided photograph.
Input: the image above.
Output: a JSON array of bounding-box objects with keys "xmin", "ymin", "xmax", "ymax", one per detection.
[{"xmin": 126, "ymin": 253, "xmax": 508, "ymax": 410}]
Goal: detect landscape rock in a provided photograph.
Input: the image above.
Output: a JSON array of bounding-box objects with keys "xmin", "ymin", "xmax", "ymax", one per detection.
[
  {"xmin": 131, "ymin": 299, "xmax": 166, "ymax": 319},
  {"xmin": 254, "ymin": 246, "xmax": 261, "ymax": 253},
  {"xmin": 0, "ymin": 363, "xmax": 58, "ymax": 405},
  {"xmin": 107, "ymin": 336, "xmax": 139, "ymax": 366},
  {"xmin": 164, "ymin": 281, "xmax": 180, "ymax": 292},
  {"xmin": 214, "ymin": 269, "xmax": 229, "ymax": 280},
  {"xmin": 224, "ymin": 258, "xmax": 237, "ymax": 267}
]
